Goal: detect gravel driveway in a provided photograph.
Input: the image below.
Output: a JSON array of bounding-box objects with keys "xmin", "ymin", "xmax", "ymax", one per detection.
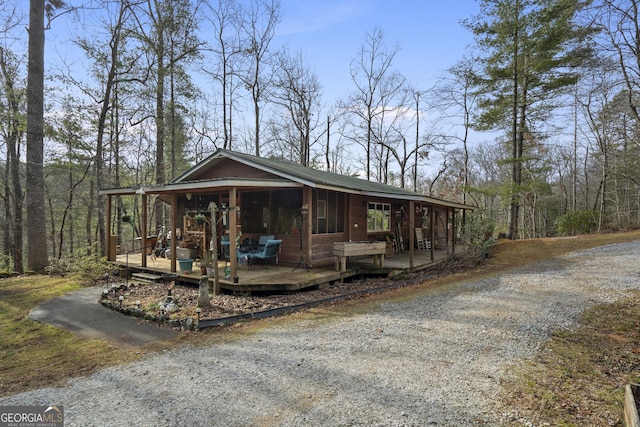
[{"xmin": 2, "ymin": 241, "xmax": 639, "ymax": 426}]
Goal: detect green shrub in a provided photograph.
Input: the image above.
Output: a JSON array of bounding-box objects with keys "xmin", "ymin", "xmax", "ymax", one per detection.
[
  {"xmin": 462, "ymin": 211, "xmax": 497, "ymax": 259},
  {"xmin": 554, "ymin": 209, "xmax": 597, "ymax": 236},
  {"xmin": 46, "ymin": 245, "xmax": 114, "ymax": 283}
]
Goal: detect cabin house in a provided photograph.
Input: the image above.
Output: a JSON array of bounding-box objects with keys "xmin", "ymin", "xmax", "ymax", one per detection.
[{"xmin": 101, "ymin": 149, "xmax": 476, "ymax": 293}]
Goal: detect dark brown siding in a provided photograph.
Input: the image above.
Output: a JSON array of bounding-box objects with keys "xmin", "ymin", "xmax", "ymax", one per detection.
[{"xmin": 311, "ymin": 233, "xmax": 346, "ymax": 267}]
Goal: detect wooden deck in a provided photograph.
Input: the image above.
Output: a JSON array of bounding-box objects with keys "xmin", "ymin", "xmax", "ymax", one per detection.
[{"xmin": 114, "ymin": 248, "xmax": 451, "ymax": 295}]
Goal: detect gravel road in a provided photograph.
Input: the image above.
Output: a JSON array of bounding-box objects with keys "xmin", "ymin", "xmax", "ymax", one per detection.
[{"xmin": 2, "ymin": 241, "xmax": 639, "ymax": 426}]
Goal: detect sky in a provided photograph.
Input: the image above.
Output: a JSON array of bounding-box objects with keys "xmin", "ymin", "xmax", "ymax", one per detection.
[
  {"xmin": 273, "ymin": 0, "xmax": 481, "ymax": 106},
  {"xmin": 36, "ymin": 0, "xmax": 486, "ymax": 161},
  {"xmin": 41, "ymin": 0, "xmax": 482, "ymax": 115}
]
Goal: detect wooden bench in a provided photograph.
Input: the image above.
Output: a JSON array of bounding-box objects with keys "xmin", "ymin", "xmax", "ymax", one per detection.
[{"xmin": 333, "ymin": 241, "xmax": 386, "ymax": 272}]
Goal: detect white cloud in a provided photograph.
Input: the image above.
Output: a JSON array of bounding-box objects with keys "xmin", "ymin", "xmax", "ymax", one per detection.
[{"xmin": 278, "ymin": 0, "xmax": 374, "ymax": 35}]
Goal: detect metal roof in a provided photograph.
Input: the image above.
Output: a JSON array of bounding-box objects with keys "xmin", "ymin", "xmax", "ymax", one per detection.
[
  {"xmin": 171, "ymin": 149, "xmax": 476, "ymax": 210},
  {"xmin": 102, "ymin": 149, "xmax": 477, "ymax": 210}
]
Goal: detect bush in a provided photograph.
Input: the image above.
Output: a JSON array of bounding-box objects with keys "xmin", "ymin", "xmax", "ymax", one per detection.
[
  {"xmin": 46, "ymin": 246, "xmax": 114, "ymax": 283},
  {"xmin": 462, "ymin": 212, "xmax": 497, "ymax": 259},
  {"xmin": 554, "ymin": 209, "xmax": 597, "ymax": 236},
  {"xmin": 0, "ymin": 255, "xmax": 15, "ymax": 276}
]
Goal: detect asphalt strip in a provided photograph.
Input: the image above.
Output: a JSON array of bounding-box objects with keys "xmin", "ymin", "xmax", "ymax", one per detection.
[{"xmin": 28, "ymin": 286, "xmax": 180, "ymax": 347}]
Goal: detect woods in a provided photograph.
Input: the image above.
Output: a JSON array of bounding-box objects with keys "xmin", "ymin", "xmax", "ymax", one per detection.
[{"xmin": 1, "ymin": 0, "xmax": 640, "ymax": 273}]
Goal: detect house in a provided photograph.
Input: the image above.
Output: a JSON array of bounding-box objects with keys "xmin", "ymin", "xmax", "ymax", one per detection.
[{"xmin": 101, "ymin": 149, "xmax": 476, "ymax": 292}]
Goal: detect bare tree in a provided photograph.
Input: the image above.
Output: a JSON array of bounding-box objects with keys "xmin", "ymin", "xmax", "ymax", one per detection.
[
  {"xmin": 599, "ymin": 0, "xmax": 640, "ymax": 146},
  {"xmin": 341, "ymin": 27, "xmax": 405, "ymax": 181},
  {"xmin": 238, "ymin": 0, "xmax": 280, "ymax": 157},
  {"xmin": 60, "ymin": 0, "xmax": 149, "ymax": 255},
  {"xmin": 579, "ymin": 66, "xmax": 620, "ymax": 231},
  {"xmin": 205, "ymin": 0, "xmax": 243, "ymax": 150},
  {"xmin": 269, "ymin": 48, "xmax": 323, "ymax": 166},
  {"xmin": 0, "ymin": 7, "xmax": 25, "ymax": 272},
  {"xmin": 435, "ymin": 58, "xmax": 480, "ymax": 206},
  {"xmin": 131, "ymin": 0, "xmax": 204, "ymax": 230}
]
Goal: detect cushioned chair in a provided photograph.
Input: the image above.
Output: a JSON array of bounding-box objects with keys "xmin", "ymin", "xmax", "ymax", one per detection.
[
  {"xmin": 257, "ymin": 234, "xmax": 275, "ymax": 248},
  {"xmin": 221, "ymin": 239, "xmax": 253, "ymax": 270},
  {"xmin": 220, "ymin": 240, "xmax": 231, "ymax": 262},
  {"xmin": 248, "ymin": 239, "xmax": 282, "ymax": 270}
]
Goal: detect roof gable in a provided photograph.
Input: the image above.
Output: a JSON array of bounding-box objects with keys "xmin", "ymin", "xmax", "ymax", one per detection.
[{"xmin": 171, "ymin": 149, "xmax": 475, "ymax": 209}]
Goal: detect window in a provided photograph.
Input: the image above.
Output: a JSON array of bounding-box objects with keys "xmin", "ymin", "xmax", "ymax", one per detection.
[
  {"xmin": 367, "ymin": 202, "xmax": 391, "ymax": 232},
  {"xmin": 312, "ymin": 190, "xmax": 345, "ymax": 234},
  {"xmin": 272, "ymin": 189, "xmax": 303, "ymax": 235},
  {"xmin": 317, "ymin": 200, "xmax": 326, "ymax": 219}
]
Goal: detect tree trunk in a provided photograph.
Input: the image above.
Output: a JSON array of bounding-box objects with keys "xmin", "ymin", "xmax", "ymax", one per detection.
[
  {"xmin": 155, "ymin": 37, "xmax": 166, "ymax": 232},
  {"xmin": 1, "ymin": 46, "xmax": 24, "ymax": 272},
  {"xmin": 26, "ymin": 0, "xmax": 48, "ymax": 271}
]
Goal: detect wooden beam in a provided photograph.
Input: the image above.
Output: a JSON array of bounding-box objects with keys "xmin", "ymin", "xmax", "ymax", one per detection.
[
  {"xmin": 210, "ymin": 202, "xmax": 220, "ymax": 295},
  {"xmin": 229, "ymin": 187, "xmax": 238, "ymax": 282},
  {"xmin": 409, "ymin": 201, "xmax": 415, "ymax": 269},
  {"xmin": 170, "ymin": 193, "xmax": 177, "ymax": 272},
  {"xmin": 303, "ymin": 186, "xmax": 312, "ymax": 267},
  {"xmin": 141, "ymin": 193, "xmax": 147, "ymax": 267},
  {"xmin": 430, "ymin": 206, "xmax": 435, "ymax": 261},
  {"xmin": 106, "ymin": 195, "xmax": 112, "ymax": 259},
  {"xmin": 452, "ymin": 209, "xmax": 457, "ymax": 255}
]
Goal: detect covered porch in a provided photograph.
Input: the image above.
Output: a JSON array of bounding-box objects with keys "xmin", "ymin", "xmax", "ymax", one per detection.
[
  {"xmin": 115, "ymin": 246, "xmax": 451, "ymax": 295},
  {"xmin": 100, "ymin": 149, "xmax": 476, "ymax": 296}
]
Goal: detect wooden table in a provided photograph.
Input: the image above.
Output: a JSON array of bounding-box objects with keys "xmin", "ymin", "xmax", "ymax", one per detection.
[{"xmin": 333, "ymin": 241, "xmax": 386, "ymax": 271}]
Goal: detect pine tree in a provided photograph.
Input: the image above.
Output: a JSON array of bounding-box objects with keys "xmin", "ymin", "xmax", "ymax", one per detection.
[{"xmin": 464, "ymin": 0, "xmax": 594, "ymax": 238}]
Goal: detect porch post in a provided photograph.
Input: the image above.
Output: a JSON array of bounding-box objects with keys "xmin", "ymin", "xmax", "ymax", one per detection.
[
  {"xmin": 106, "ymin": 195, "xmax": 112, "ymax": 260},
  {"xmin": 409, "ymin": 201, "xmax": 415, "ymax": 269},
  {"xmin": 209, "ymin": 202, "xmax": 220, "ymax": 295},
  {"xmin": 430, "ymin": 205, "xmax": 435, "ymax": 261},
  {"xmin": 141, "ymin": 193, "xmax": 148, "ymax": 267},
  {"xmin": 170, "ymin": 193, "xmax": 177, "ymax": 272},
  {"xmin": 303, "ymin": 186, "xmax": 312, "ymax": 267},
  {"xmin": 229, "ymin": 187, "xmax": 238, "ymax": 281},
  {"xmin": 446, "ymin": 208, "xmax": 451, "ymax": 256},
  {"xmin": 452, "ymin": 209, "xmax": 456, "ymax": 255},
  {"xmin": 347, "ymin": 194, "xmax": 354, "ymax": 241}
]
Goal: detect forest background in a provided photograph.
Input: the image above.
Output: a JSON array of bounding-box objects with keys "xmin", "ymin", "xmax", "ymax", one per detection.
[{"xmin": 1, "ymin": 0, "xmax": 639, "ymax": 273}]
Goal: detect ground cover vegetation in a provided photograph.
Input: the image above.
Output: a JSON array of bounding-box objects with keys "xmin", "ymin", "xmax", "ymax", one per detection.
[
  {"xmin": 2, "ymin": 229, "xmax": 640, "ymax": 427},
  {"xmin": 1, "ymin": 1, "xmax": 640, "ymax": 274}
]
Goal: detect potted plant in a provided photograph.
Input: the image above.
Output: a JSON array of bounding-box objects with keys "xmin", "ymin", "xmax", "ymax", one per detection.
[
  {"xmin": 200, "ymin": 251, "xmax": 215, "ymax": 277},
  {"xmin": 194, "ymin": 214, "xmax": 206, "ymax": 225}
]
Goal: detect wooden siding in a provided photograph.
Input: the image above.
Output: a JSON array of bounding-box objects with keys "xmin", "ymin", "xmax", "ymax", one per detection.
[{"xmin": 311, "ymin": 233, "xmax": 346, "ymax": 267}]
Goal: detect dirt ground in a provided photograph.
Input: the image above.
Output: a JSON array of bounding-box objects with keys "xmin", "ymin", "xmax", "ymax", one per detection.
[{"xmin": 102, "ymin": 256, "xmax": 475, "ymax": 326}]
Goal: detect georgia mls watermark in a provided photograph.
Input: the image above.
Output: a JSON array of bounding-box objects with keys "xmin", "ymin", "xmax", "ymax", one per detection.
[{"xmin": 0, "ymin": 406, "xmax": 63, "ymax": 427}]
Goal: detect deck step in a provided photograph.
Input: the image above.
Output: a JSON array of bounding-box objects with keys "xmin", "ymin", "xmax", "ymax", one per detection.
[{"xmin": 131, "ymin": 272, "xmax": 163, "ymax": 283}]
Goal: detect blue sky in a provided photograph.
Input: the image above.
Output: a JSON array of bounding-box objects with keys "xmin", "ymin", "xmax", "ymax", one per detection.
[
  {"xmin": 274, "ymin": 0, "xmax": 480, "ymax": 105},
  {"xmin": 44, "ymin": 0, "xmax": 480, "ymax": 111}
]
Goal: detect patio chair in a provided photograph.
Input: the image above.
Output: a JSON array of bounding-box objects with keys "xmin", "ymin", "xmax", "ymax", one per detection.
[
  {"xmin": 415, "ymin": 228, "xmax": 431, "ymax": 251},
  {"xmin": 220, "ymin": 240, "xmax": 231, "ymax": 262},
  {"xmin": 221, "ymin": 240, "xmax": 251, "ymax": 269},
  {"xmin": 248, "ymin": 239, "xmax": 282, "ymax": 270},
  {"xmin": 257, "ymin": 234, "xmax": 275, "ymax": 249}
]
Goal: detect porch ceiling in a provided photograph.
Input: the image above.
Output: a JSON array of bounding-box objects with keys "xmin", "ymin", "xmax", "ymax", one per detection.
[{"xmin": 98, "ymin": 178, "xmax": 302, "ymax": 197}]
